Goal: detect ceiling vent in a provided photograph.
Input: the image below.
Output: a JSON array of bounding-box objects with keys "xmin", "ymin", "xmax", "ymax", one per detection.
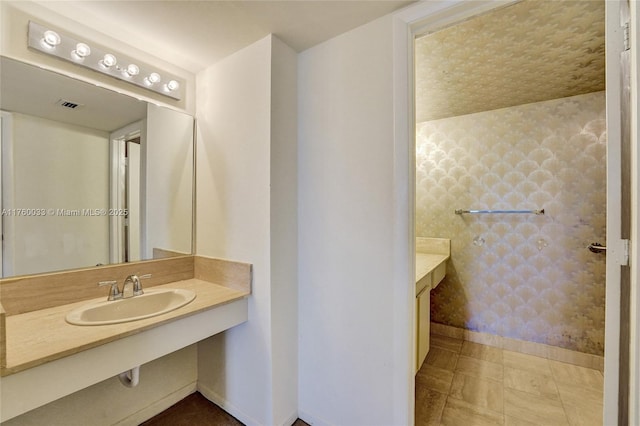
[{"xmin": 56, "ymin": 99, "xmax": 83, "ymax": 109}]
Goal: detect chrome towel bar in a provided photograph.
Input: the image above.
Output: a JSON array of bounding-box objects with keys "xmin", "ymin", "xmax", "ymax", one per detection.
[
  {"xmin": 587, "ymin": 242, "xmax": 607, "ymax": 253},
  {"xmin": 455, "ymin": 209, "xmax": 545, "ymax": 215}
]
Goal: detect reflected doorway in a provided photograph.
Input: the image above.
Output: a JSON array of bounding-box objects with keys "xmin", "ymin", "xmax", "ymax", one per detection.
[{"xmin": 110, "ymin": 121, "xmax": 144, "ymax": 264}]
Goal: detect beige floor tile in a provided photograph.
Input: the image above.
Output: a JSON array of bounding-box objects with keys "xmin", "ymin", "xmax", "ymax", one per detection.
[
  {"xmin": 549, "ymin": 360, "xmax": 604, "ymax": 389},
  {"xmin": 504, "ymin": 415, "xmax": 540, "ymax": 426},
  {"xmin": 555, "ymin": 381, "xmax": 603, "ymax": 405},
  {"xmin": 461, "ymin": 341, "xmax": 504, "ymax": 364},
  {"xmin": 504, "ymin": 367, "xmax": 560, "ymax": 400},
  {"xmin": 556, "ymin": 381, "xmax": 603, "ymax": 426},
  {"xmin": 503, "ymin": 350, "xmax": 552, "ymax": 376},
  {"xmin": 449, "ymin": 372, "xmax": 504, "ymax": 413},
  {"xmin": 430, "ymin": 334, "xmax": 464, "ymax": 353},
  {"xmin": 456, "ymin": 356, "xmax": 504, "ymax": 382},
  {"xmin": 441, "ymin": 397, "xmax": 504, "ymax": 426},
  {"xmin": 425, "ymin": 346, "xmax": 459, "ymax": 372},
  {"xmin": 415, "ymin": 385, "xmax": 447, "ymax": 426},
  {"xmin": 562, "ymin": 401, "xmax": 603, "ymax": 426},
  {"xmin": 415, "ymin": 364, "xmax": 454, "ymax": 394},
  {"xmin": 504, "ymin": 388, "xmax": 568, "ymax": 426}
]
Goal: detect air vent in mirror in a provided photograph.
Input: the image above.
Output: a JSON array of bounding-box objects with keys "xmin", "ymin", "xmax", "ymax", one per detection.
[{"xmin": 56, "ymin": 99, "xmax": 83, "ymax": 109}]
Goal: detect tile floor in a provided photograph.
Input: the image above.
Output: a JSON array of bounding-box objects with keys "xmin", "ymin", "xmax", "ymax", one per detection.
[{"xmin": 415, "ymin": 334, "xmax": 605, "ymax": 426}]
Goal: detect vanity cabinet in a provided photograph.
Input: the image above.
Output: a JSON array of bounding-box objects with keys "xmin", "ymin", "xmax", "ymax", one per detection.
[
  {"xmin": 415, "ymin": 237, "xmax": 450, "ymax": 373},
  {"xmin": 416, "ymin": 283, "xmax": 431, "ymax": 370}
]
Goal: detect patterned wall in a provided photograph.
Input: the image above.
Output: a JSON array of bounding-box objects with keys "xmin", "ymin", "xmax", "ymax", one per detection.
[
  {"xmin": 415, "ymin": 0, "xmax": 605, "ymax": 123},
  {"xmin": 416, "ymin": 92, "xmax": 606, "ymax": 355}
]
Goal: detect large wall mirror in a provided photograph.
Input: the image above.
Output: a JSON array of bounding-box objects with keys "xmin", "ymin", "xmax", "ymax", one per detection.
[{"xmin": 0, "ymin": 56, "xmax": 194, "ymax": 278}]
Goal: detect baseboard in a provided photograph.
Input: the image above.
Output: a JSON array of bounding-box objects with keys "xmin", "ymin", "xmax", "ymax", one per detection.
[
  {"xmin": 430, "ymin": 322, "xmax": 604, "ymax": 371},
  {"xmin": 197, "ymin": 382, "xmax": 262, "ymax": 426},
  {"xmin": 114, "ymin": 381, "xmax": 197, "ymax": 426},
  {"xmin": 281, "ymin": 412, "xmax": 300, "ymax": 426},
  {"xmin": 297, "ymin": 409, "xmax": 333, "ymax": 426}
]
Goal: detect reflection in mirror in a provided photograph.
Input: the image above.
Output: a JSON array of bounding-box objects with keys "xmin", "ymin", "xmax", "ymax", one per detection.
[{"xmin": 0, "ymin": 56, "xmax": 194, "ymax": 278}]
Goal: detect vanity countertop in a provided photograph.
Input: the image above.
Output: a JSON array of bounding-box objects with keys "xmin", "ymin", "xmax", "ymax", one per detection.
[
  {"xmin": 1, "ymin": 279, "xmax": 248, "ymax": 376},
  {"xmin": 415, "ymin": 253, "xmax": 449, "ymax": 283},
  {"xmin": 415, "ymin": 237, "xmax": 450, "ymax": 292}
]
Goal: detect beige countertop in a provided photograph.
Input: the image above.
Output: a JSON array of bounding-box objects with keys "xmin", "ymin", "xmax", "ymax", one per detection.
[
  {"xmin": 416, "ymin": 253, "xmax": 449, "ymax": 283},
  {"xmin": 2, "ymin": 279, "xmax": 248, "ymax": 376}
]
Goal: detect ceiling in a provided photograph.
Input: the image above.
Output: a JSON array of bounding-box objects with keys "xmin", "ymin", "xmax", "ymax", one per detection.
[
  {"xmin": 34, "ymin": 0, "xmax": 414, "ymax": 74},
  {"xmin": 1, "ymin": 56, "xmax": 147, "ymax": 132},
  {"xmin": 415, "ymin": 0, "xmax": 605, "ymax": 123},
  {"xmin": 2, "ymin": 1, "xmax": 415, "ymax": 133}
]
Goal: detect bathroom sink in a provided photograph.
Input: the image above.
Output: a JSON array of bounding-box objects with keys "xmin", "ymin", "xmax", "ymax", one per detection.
[{"xmin": 66, "ymin": 288, "xmax": 196, "ymax": 326}]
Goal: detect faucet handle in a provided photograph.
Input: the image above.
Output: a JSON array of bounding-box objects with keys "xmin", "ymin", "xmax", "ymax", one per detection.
[
  {"xmin": 98, "ymin": 280, "xmax": 121, "ymax": 301},
  {"xmin": 133, "ymin": 274, "xmax": 151, "ymax": 296}
]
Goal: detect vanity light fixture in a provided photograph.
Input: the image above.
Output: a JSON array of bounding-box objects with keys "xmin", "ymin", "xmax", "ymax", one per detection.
[
  {"xmin": 144, "ymin": 72, "xmax": 161, "ymax": 86},
  {"xmin": 28, "ymin": 21, "xmax": 184, "ymax": 100},
  {"xmin": 124, "ymin": 63, "xmax": 140, "ymax": 77},
  {"xmin": 71, "ymin": 42, "xmax": 91, "ymax": 60},
  {"xmin": 165, "ymin": 80, "xmax": 180, "ymax": 92},
  {"xmin": 42, "ymin": 30, "xmax": 61, "ymax": 49},
  {"xmin": 100, "ymin": 53, "xmax": 117, "ymax": 69}
]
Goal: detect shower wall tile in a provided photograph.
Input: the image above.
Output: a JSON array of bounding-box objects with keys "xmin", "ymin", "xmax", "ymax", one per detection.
[{"xmin": 417, "ymin": 92, "xmax": 606, "ymax": 355}]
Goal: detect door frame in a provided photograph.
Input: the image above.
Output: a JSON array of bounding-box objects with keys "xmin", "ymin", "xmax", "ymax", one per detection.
[
  {"xmin": 390, "ymin": 1, "xmax": 635, "ymax": 424},
  {"xmin": 629, "ymin": 1, "xmax": 639, "ymax": 423},
  {"xmin": 109, "ymin": 121, "xmax": 144, "ymax": 264},
  {"xmin": 0, "ymin": 111, "xmax": 13, "ymax": 278},
  {"xmin": 604, "ymin": 1, "xmax": 629, "ymax": 424}
]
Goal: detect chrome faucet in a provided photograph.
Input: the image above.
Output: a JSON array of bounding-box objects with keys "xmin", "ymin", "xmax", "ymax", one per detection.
[
  {"xmin": 121, "ymin": 274, "xmax": 151, "ymax": 298},
  {"xmin": 98, "ymin": 280, "xmax": 122, "ymax": 301},
  {"xmin": 98, "ymin": 274, "xmax": 151, "ymax": 301}
]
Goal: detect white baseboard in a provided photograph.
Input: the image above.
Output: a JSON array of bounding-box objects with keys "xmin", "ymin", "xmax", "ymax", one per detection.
[
  {"xmin": 280, "ymin": 411, "xmax": 299, "ymax": 426},
  {"xmin": 197, "ymin": 382, "xmax": 263, "ymax": 426},
  {"xmin": 297, "ymin": 409, "xmax": 334, "ymax": 426},
  {"xmin": 197, "ymin": 383, "xmax": 299, "ymax": 426},
  {"xmin": 114, "ymin": 381, "xmax": 197, "ymax": 426}
]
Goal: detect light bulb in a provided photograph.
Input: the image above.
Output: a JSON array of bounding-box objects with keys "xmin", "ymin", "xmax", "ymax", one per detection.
[
  {"xmin": 144, "ymin": 72, "xmax": 161, "ymax": 86},
  {"xmin": 72, "ymin": 43, "xmax": 91, "ymax": 60},
  {"xmin": 125, "ymin": 64, "xmax": 139, "ymax": 77},
  {"xmin": 165, "ymin": 80, "xmax": 179, "ymax": 92},
  {"xmin": 100, "ymin": 54, "xmax": 117, "ymax": 68},
  {"xmin": 42, "ymin": 30, "xmax": 61, "ymax": 48}
]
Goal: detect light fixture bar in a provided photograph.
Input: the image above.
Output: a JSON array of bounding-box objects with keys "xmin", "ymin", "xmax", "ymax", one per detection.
[{"xmin": 27, "ymin": 21, "xmax": 184, "ymax": 101}]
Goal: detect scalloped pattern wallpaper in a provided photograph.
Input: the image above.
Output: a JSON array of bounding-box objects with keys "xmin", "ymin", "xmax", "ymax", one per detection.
[
  {"xmin": 415, "ymin": 0, "xmax": 605, "ymax": 122},
  {"xmin": 416, "ymin": 92, "xmax": 606, "ymax": 355}
]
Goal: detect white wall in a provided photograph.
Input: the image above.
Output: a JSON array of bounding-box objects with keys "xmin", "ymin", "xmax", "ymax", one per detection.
[
  {"xmin": 6, "ymin": 113, "xmax": 109, "ymax": 276},
  {"xmin": 297, "ymin": 14, "xmax": 404, "ymax": 425},
  {"xmin": 195, "ymin": 35, "xmax": 298, "ymax": 426},
  {"xmin": 196, "ymin": 36, "xmax": 272, "ymax": 424},
  {"xmin": 145, "ymin": 104, "xmax": 194, "ymax": 258},
  {"xmin": 269, "ymin": 36, "xmax": 299, "ymax": 424}
]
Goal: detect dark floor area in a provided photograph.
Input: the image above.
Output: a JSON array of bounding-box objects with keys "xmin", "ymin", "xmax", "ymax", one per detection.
[
  {"xmin": 140, "ymin": 392, "xmax": 242, "ymax": 426},
  {"xmin": 141, "ymin": 392, "xmax": 311, "ymax": 426}
]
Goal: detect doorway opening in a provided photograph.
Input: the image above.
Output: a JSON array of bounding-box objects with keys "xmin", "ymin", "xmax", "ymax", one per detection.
[
  {"xmin": 411, "ymin": 1, "xmax": 610, "ymax": 424},
  {"xmin": 110, "ymin": 121, "xmax": 144, "ymax": 264}
]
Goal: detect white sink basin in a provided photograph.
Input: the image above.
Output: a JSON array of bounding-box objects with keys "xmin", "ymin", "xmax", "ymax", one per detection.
[{"xmin": 66, "ymin": 288, "xmax": 196, "ymax": 326}]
